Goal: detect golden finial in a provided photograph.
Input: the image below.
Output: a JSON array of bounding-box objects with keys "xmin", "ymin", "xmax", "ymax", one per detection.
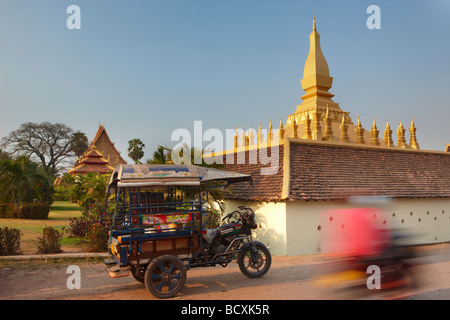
[
  {"xmin": 383, "ymin": 119, "xmax": 394, "ymax": 147},
  {"xmin": 268, "ymin": 119, "xmax": 273, "ymax": 141},
  {"xmin": 409, "ymin": 117, "xmax": 420, "ymax": 149},
  {"xmin": 302, "ymin": 114, "xmax": 311, "ymax": 140},
  {"xmin": 311, "ymin": 108, "xmax": 322, "ymax": 140},
  {"xmin": 249, "ymin": 124, "xmax": 254, "ymax": 146},
  {"xmin": 355, "ymin": 116, "xmax": 365, "ymax": 144},
  {"xmin": 257, "ymin": 122, "xmax": 263, "ymax": 145},
  {"xmin": 233, "ymin": 126, "xmax": 238, "ymax": 149},
  {"xmin": 339, "ymin": 114, "xmax": 349, "ymax": 142},
  {"xmin": 313, "ymin": 10, "xmax": 317, "ymax": 31},
  {"xmin": 291, "ymin": 115, "xmax": 298, "ymax": 139},
  {"xmin": 278, "ymin": 117, "xmax": 285, "ymax": 140},
  {"xmin": 397, "ymin": 120, "xmax": 408, "ymax": 148},
  {"xmin": 323, "ymin": 106, "xmax": 333, "ymax": 141},
  {"xmin": 370, "ymin": 118, "xmax": 380, "ymax": 146},
  {"xmin": 241, "ymin": 127, "xmax": 247, "ymax": 147}
]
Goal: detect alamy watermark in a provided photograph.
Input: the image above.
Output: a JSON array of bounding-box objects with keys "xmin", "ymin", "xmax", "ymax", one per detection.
[
  {"xmin": 170, "ymin": 121, "xmax": 280, "ymax": 175},
  {"xmin": 367, "ymin": 5, "xmax": 381, "ymax": 30},
  {"xmin": 66, "ymin": 265, "xmax": 81, "ymax": 289},
  {"xmin": 366, "ymin": 265, "xmax": 381, "ymax": 289}
]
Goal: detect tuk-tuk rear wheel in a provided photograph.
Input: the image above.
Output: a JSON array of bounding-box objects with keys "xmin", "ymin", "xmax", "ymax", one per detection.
[
  {"xmin": 130, "ymin": 265, "xmax": 147, "ymax": 283},
  {"xmin": 144, "ymin": 255, "xmax": 186, "ymax": 299}
]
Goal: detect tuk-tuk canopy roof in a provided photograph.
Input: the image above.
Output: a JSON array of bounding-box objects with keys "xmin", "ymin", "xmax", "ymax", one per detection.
[{"xmin": 109, "ymin": 164, "xmax": 252, "ymax": 188}]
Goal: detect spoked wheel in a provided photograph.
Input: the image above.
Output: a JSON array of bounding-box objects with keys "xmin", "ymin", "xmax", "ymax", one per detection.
[
  {"xmin": 144, "ymin": 255, "xmax": 186, "ymax": 299},
  {"xmin": 238, "ymin": 243, "xmax": 272, "ymax": 278},
  {"xmin": 130, "ymin": 265, "xmax": 147, "ymax": 283}
]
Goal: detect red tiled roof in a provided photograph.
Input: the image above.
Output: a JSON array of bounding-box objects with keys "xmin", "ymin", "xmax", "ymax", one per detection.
[
  {"xmin": 68, "ymin": 164, "xmax": 114, "ymax": 175},
  {"xmin": 222, "ymin": 145, "xmax": 284, "ymax": 201},
  {"xmin": 69, "ymin": 144, "xmax": 114, "ymax": 175},
  {"xmin": 222, "ymin": 141, "xmax": 450, "ymax": 201},
  {"xmin": 288, "ymin": 143, "xmax": 450, "ymax": 200}
]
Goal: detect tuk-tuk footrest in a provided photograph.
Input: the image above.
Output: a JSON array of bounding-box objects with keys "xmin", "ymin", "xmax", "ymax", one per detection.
[{"xmin": 105, "ymin": 264, "xmax": 130, "ymax": 279}]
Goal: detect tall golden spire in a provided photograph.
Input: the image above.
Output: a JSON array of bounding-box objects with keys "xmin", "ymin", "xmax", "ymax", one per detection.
[
  {"xmin": 296, "ymin": 12, "xmax": 340, "ymax": 114},
  {"xmin": 313, "ymin": 10, "xmax": 317, "ymax": 31}
]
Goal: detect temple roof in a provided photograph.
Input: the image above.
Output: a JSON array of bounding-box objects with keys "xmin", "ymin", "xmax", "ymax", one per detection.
[
  {"xmin": 90, "ymin": 123, "xmax": 127, "ymax": 167},
  {"xmin": 68, "ymin": 144, "xmax": 115, "ymax": 175}
]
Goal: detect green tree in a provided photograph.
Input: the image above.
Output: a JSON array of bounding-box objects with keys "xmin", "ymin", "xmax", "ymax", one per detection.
[
  {"xmin": 148, "ymin": 144, "xmax": 226, "ymax": 227},
  {"xmin": 128, "ymin": 138, "xmax": 145, "ymax": 164},
  {"xmin": 70, "ymin": 131, "xmax": 89, "ymax": 158},
  {"xmin": 147, "ymin": 145, "xmax": 171, "ymax": 164},
  {"xmin": 2, "ymin": 122, "xmax": 75, "ymax": 176},
  {"xmin": 0, "ymin": 150, "xmax": 10, "ymax": 160},
  {"xmin": 0, "ymin": 157, "xmax": 54, "ymax": 206}
]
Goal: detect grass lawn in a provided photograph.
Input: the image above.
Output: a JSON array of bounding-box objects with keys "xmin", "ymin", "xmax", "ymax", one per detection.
[{"xmin": 0, "ymin": 201, "xmax": 83, "ymax": 254}]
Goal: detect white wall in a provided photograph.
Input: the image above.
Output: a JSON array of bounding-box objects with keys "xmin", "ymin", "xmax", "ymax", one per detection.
[
  {"xmin": 224, "ymin": 200, "xmax": 288, "ymax": 255},
  {"xmin": 388, "ymin": 198, "xmax": 450, "ymax": 245},
  {"xmin": 286, "ymin": 198, "xmax": 450, "ymax": 255},
  {"xmin": 225, "ymin": 198, "xmax": 450, "ymax": 256}
]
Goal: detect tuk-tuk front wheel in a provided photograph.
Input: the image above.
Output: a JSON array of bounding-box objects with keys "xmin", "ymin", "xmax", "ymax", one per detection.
[
  {"xmin": 144, "ymin": 255, "xmax": 186, "ymax": 299},
  {"xmin": 238, "ymin": 243, "xmax": 271, "ymax": 278}
]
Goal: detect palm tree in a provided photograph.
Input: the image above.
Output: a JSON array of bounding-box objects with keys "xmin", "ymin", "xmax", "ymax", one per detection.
[
  {"xmin": 147, "ymin": 145, "xmax": 172, "ymax": 164},
  {"xmin": 82, "ymin": 173, "xmax": 110, "ymax": 201},
  {"xmin": 0, "ymin": 157, "xmax": 53, "ymax": 206},
  {"xmin": 128, "ymin": 138, "xmax": 145, "ymax": 164},
  {"xmin": 146, "ymin": 144, "xmax": 227, "ymax": 226}
]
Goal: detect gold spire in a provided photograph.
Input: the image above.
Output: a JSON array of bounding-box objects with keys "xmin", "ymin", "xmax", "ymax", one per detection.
[
  {"xmin": 370, "ymin": 118, "xmax": 380, "ymax": 146},
  {"xmin": 257, "ymin": 122, "xmax": 263, "ymax": 145},
  {"xmin": 323, "ymin": 107, "xmax": 334, "ymax": 141},
  {"xmin": 383, "ymin": 119, "xmax": 394, "ymax": 147},
  {"xmin": 396, "ymin": 120, "xmax": 408, "ymax": 148},
  {"xmin": 409, "ymin": 118, "xmax": 420, "ymax": 149},
  {"xmin": 303, "ymin": 113, "xmax": 311, "ymax": 140},
  {"xmin": 313, "ymin": 10, "xmax": 316, "ymax": 31},
  {"xmin": 268, "ymin": 119, "xmax": 273, "ymax": 142},
  {"xmin": 292, "ymin": 116, "xmax": 298, "ymax": 139},
  {"xmin": 249, "ymin": 125, "xmax": 255, "ymax": 146},
  {"xmin": 339, "ymin": 114, "xmax": 349, "ymax": 142},
  {"xmin": 278, "ymin": 117, "xmax": 285, "ymax": 140},
  {"xmin": 355, "ymin": 116, "xmax": 365, "ymax": 144},
  {"xmin": 296, "ymin": 12, "xmax": 340, "ymax": 114},
  {"xmin": 311, "ymin": 107, "xmax": 323, "ymax": 140}
]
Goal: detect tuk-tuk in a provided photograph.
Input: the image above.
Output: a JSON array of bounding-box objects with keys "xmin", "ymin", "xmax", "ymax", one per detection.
[{"xmin": 103, "ymin": 164, "xmax": 271, "ymax": 298}]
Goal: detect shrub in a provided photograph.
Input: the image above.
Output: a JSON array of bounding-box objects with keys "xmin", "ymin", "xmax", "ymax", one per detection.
[
  {"xmin": 35, "ymin": 226, "xmax": 63, "ymax": 254},
  {"xmin": 53, "ymin": 186, "xmax": 69, "ymax": 201},
  {"xmin": 87, "ymin": 222, "xmax": 108, "ymax": 252},
  {"xmin": 0, "ymin": 226, "xmax": 22, "ymax": 255},
  {"xmin": 68, "ymin": 216, "xmax": 92, "ymax": 237},
  {"xmin": 0, "ymin": 203, "xmax": 17, "ymax": 219},
  {"xmin": 18, "ymin": 203, "xmax": 51, "ymax": 219}
]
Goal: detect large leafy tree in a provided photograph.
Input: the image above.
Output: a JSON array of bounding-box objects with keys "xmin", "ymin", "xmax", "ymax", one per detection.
[
  {"xmin": 2, "ymin": 122, "xmax": 76, "ymax": 176},
  {"xmin": 127, "ymin": 138, "xmax": 145, "ymax": 164}
]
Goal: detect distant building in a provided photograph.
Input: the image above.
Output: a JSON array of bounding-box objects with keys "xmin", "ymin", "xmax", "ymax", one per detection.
[
  {"xmin": 68, "ymin": 145, "xmax": 115, "ymax": 175},
  {"xmin": 68, "ymin": 124, "xmax": 127, "ymax": 175}
]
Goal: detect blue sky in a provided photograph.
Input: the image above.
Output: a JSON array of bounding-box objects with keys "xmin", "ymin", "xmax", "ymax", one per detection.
[{"xmin": 0, "ymin": 0, "xmax": 449, "ymax": 164}]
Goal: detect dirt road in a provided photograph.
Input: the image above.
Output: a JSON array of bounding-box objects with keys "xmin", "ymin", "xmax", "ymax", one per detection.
[{"xmin": 1, "ymin": 243, "xmax": 450, "ymax": 301}]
